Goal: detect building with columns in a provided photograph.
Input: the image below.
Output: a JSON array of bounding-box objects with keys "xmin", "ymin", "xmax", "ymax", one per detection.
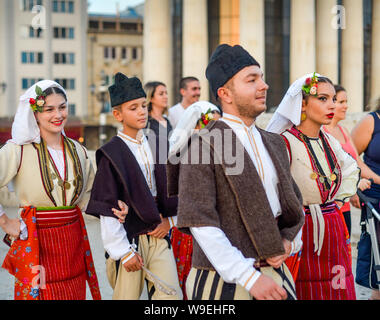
[
  {"xmin": 143, "ymin": 0, "xmax": 380, "ymax": 112},
  {"xmin": 0, "ymin": 0, "xmax": 88, "ymax": 143}
]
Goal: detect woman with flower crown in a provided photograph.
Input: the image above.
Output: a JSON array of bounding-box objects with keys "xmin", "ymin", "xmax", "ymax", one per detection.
[
  {"xmin": 0, "ymin": 80, "xmax": 112, "ymax": 300},
  {"xmin": 266, "ymin": 73, "xmax": 363, "ymax": 300}
]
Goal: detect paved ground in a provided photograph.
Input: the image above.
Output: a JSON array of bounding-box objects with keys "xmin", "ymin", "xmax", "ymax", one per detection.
[{"xmin": 0, "ymin": 205, "xmax": 374, "ymax": 300}]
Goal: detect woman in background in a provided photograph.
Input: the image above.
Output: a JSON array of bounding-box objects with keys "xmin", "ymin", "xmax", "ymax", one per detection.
[
  {"xmin": 351, "ymin": 97, "xmax": 380, "ymax": 300},
  {"xmin": 144, "ymin": 81, "xmax": 173, "ymax": 140}
]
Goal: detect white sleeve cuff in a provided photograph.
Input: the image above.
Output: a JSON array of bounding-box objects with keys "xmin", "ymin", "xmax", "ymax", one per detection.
[
  {"xmin": 100, "ymin": 215, "xmax": 132, "ymax": 261},
  {"xmin": 190, "ymin": 226, "xmax": 261, "ymax": 293},
  {"xmin": 121, "ymin": 248, "xmax": 136, "ymax": 265},
  {"xmin": 238, "ymin": 267, "xmax": 262, "ymax": 291},
  {"xmin": 289, "ymin": 228, "xmax": 303, "ymax": 256}
]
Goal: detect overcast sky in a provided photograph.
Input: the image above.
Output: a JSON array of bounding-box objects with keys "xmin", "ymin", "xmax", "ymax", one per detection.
[{"xmin": 87, "ymin": 0, "xmax": 144, "ymax": 14}]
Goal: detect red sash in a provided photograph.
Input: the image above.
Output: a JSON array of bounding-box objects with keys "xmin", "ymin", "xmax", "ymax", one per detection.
[{"xmin": 2, "ymin": 206, "xmax": 101, "ymax": 300}]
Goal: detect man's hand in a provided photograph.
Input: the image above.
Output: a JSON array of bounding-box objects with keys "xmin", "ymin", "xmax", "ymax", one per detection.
[
  {"xmin": 123, "ymin": 252, "xmax": 144, "ymax": 272},
  {"xmin": 147, "ymin": 215, "xmax": 171, "ymax": 239},
  {"xmin": 249, "ymin": 274, "xmax": 288, "ymax": 300},
  {"xmin": 266, "ymin": 239, "xmax": 292, "ymax": 269},
  {"xmin": 112, "ymin": 200, "xmax": 129, "ymax": 223}
]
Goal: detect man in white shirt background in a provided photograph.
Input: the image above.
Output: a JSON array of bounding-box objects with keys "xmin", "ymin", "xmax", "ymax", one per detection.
[{"xmin": 168, "ymin": 77, "xmax": 201, "ymax": 128}]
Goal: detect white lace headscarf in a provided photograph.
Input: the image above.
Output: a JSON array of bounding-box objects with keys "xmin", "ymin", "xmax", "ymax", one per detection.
[
  {"xmin": 9, "ymin": 80, "xmax": 67, "ymax": 145},
  {"xmin": 169, "ymin": 101, "xmax": 220, "ymax": 156},
  {"xmin": 266, "ymin": 73, "xmax": 322, "ymax": 134}
]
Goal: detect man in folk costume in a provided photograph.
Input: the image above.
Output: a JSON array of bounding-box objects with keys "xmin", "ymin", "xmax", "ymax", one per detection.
[
  {"xmin": 86, "ymin": 73, "xmax": 182, "ymax": 300},
  {"xmin": 0, "ymin": 80, "xmax": 101, "ymax": 300},
  {"xmin": 167, "ymin": 44, "xmax": 305, "ymax": 300}
]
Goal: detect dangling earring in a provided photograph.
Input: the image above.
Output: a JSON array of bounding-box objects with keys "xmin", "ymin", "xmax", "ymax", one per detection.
[{"xmin": 301, "ymin": 112, "xmax": 307, "ymax": 121}]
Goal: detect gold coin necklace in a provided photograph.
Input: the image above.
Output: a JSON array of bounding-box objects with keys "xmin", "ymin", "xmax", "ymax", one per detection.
[
  {"xmin": 299, "ymin": 132, "xmax": 338, "ymax": 185},
  {"xmin": 47, "ymin": 145, "xmax": 71, "ymax": 190}
]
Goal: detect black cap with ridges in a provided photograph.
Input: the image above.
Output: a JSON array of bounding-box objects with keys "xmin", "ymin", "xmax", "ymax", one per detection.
[
  {"xmin": 108, "ymin": 72, "xmax": 146, "ymax": 107},
  {"xmin": 206, "ymin": 44, "xmax": 260, "ymax": 99}
]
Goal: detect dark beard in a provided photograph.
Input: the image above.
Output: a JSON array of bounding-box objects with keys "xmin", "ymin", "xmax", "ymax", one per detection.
[{"xmin": 236, "ymin": 100, "xmax": 266, "ymax": 120}]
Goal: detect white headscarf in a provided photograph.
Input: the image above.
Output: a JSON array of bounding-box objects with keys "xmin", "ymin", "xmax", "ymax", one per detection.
[
  {"xmin": 9, "ymin": 80, "xmax": 67, "ymax": 145},
  {"xmin": 169, "ymin": 101, "xmax": 220, "ymax": 155},
  {"xmin": 266, "ymin": 73, "xmax": 322, "ymax": 134}
]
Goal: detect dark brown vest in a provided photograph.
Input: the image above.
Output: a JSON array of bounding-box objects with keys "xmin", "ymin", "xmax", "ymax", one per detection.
[{"xmin": 167, "ymin": 120, "xmax": 304, "ymax": 269}]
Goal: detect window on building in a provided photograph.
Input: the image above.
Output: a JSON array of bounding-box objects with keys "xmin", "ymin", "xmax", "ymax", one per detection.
[
  {"xmin": 132, "ymin": 47, "xmax": 138, "ymax": 60},
  {"xmin": 22, "ymin": 78, "xmax": 43, "ymax": 89},
  {"xmin": 68, "ymin": 27, "xmax": 74, "ymax": 39},
  {"xmin": 68, "ymin": 104, "xmax": 76, "ymax": 115},
  {"xmin": 22, "ymin": 26, "xmax": 43, "ymax": 38},
  {"xmin": 103, "ymin": 22, "xmax": 116, "ymax": 30},
  {"xmin": 54, "ymin": 53, "xmax": 75, "ymax": 64},
  {"xmin": 68, "ymin": 1, "xmax": 74, "ymax": 13},
  {"xmin": 55, "ymin": 78, "xmax": 75, "ymax": 90},
  {"xmin": 120, "ymin": 23, "xmax": 138, "ymax": 31},
  {"xmin": 21, "ymin": 0, "xmax": 42, "ymax": 11},
  {"xmin": 121, "ymin": 47, "xmax": 127, "ymax": 60},
  {"xmin": 53, "ymin": 27, "xmax": 75, "ymax": 39},
  {"xmin": 31, "ymin": 26, "xmax": 43, "ymax": 38},
  {"xmin": 104, "ymin": 47, "xmax": 116, "ymax": 60},
  {"xmin": 53, "ymin": 0, "xmax": 74, "ymax": 13},
  {"xmin": 89, "ymin": 20, "xmax": 99, "ymax": 30},
  {"xmin": 21, "ymin": 51, "xmax": 43, "ymax": 64}
]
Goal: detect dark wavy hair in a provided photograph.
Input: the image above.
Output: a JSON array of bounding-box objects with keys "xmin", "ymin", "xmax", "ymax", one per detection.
[{"xmin": 43, "ymin": 86, "xmax": 67, "ymax": 101}]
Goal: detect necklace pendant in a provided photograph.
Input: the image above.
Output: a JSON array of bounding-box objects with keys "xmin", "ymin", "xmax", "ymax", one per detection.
[
  {"xmin": 64, "ymin": 181, "xmax": 71, "ymax": 190},
  {"xmin": 330, "ymin": 173, "xmax": 337, "ymax": 182},
  {"xmin": 319, "ymin": 176, "xmax": 325, "ymax": 183},
  {"xmin": 310, "ymin": 172, "xmax": 318, "ymax": 180}
]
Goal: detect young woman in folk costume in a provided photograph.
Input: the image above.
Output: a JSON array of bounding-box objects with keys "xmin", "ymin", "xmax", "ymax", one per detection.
[
  {"xmin": 266, "ymin": 73, "xmax": 363, "ymax": 300},
  {"xmin": 0, "ymin": 80, "xmax": 107, "ymax": 300},
  {"xmin": 168, "ymin": 101, "xmax": 221, "ymax": 299}
]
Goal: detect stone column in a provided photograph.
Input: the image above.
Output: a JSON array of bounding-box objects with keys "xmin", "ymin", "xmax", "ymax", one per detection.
[
  {"xmin": 240, "ymin": 0, "xmax": 265, "ymax": 72},
  {"xmin": 316, "ymin": 0, "xmax": 339, "ymax": 84},
  {"xmin": 182, "ymin": 0, "xmax": 209, "ymax": 101},
  {"xmin": 371, "ymin": 0, "xmax": 380, "ymax": 104},
  {"xmin": 290, "ymin": 0, "xmax": 316, "ymax": 83},
  {"xmin": 341, "ymin": 0, "xmax": 364, "ymax": 112},
  {"xmin": 143, "ymin": 0, "xmax": 173, "ymax": 105}
]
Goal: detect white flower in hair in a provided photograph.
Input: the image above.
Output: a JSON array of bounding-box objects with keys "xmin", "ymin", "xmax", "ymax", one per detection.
[
  {"xmin": 37, "ymin": 99, "xmax": 45, "ymax": 107},
  {"xmin": 310, "ymin": 86, "xmax": 317, "ymax": 95}
]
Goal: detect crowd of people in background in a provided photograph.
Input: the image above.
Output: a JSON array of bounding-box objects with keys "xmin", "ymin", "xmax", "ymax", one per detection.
[{"xmin": 0, "ymin": 43, "xmax": 379, "ymax": 301}]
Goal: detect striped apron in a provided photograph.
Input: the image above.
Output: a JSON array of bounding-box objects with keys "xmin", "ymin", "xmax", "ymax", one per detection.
[
  {"xmin": 296, "ymin": 202, "xmax": 356, "ymax": 300},
  {"xmin": 2, "ymin": 206, "xmax": 101, "ymax": 300}
]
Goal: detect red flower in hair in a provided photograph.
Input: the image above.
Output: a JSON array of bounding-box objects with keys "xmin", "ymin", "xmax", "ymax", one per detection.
[
  {"xmin": 305, "ymin": 78, "xmax": 311, "ymax": 85},
  {"xmin": 29, "ymin": 98, "xmax": 36, "ymax": 105}
]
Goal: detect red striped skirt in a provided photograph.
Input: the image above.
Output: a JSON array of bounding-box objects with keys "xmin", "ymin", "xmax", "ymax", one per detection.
[
  {"xmin": 296, "ymin": 203, "xmax": 356, "ymax": 300},
  {"xmin": 171, "ymin": 227, "xmax": 193, "ymax": 300},
  {"xmin": 36, "ymin": 207, "xmax": 87, "ymax": 300}
]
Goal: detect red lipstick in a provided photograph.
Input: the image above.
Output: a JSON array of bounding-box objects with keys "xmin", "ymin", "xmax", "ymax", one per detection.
[{"xmin": 327, "ymin": 113, "xmax": 334, "ymax": 119}]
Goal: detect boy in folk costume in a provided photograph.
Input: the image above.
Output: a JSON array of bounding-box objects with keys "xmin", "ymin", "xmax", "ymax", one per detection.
[
  {"xmin": 86, "ymin": 73, "xmax": 182, "ymax": 300},
  {"xmin": 167, "ymin": 44, "xmax": 305, "ymax": 300}
]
